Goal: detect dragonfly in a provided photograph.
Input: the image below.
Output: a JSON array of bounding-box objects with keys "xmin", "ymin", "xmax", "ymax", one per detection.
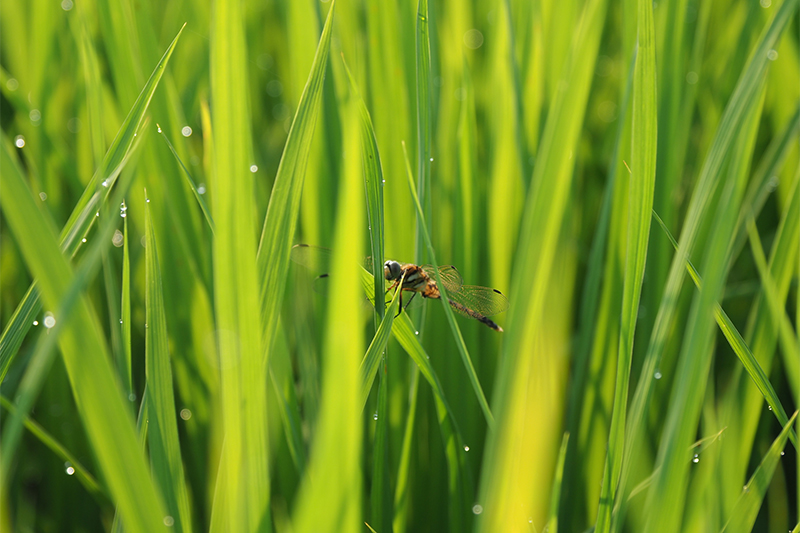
[{"xmin": 291, "ymin": 244, "xmax": 509, "ymax": 332}]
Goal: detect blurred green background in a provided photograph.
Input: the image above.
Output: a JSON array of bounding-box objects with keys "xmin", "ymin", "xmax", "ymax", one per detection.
[{"xmin": 0, "ymin": 0, "xmax": 798, "ymax": 531}]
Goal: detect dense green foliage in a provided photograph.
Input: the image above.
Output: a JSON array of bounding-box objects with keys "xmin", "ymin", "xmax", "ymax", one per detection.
[{"xmin": 0, "ymin": 0, "xmax": 798, "ymax": 531}]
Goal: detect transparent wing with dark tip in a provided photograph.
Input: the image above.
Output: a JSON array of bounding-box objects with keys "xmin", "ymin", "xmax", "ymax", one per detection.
[
  {"xmin": 421, "ymin": 265, "xmax": 463, "ymax": 293},
  {"xmin": 445, "ymin": 285, "xmax": 509, "ymax": 318},
  {"xmin": 291, "ymin": 244, "xmax": 379, "ymax": 295}
]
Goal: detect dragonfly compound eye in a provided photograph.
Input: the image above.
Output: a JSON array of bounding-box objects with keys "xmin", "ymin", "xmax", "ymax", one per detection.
[{"xmin": 384, "ymin": 260, "xmax": 402, "ymax": 280}]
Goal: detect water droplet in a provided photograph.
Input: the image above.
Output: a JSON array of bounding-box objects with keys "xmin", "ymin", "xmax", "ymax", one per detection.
[
  {"xmin": 145, "ymin": 323, "xmax": 149, "ymax": 329},
  {"xmin": 429, "ymin": 157, "xmax": 434, "ymax": 162},
  {"xmin": 120, "ymin": 213, "xmax": 126, "ymax": 217},
  {"xmin": 14, "ymin": 135, "xmax": 25, "ymax": 148},
  {"xmin": 767, "ymin": 49, "xmax": 778, "ymax": 61},
  {"xmin": 686, "ymin": 71, "xmax": 699, "ymax": 85},
  {"xmin": 61, "ymin": 0, "xmax": 73, "ymax": 10},
  {"xmin": 780, "ymin": 451, "xmax": 784, "ymax": 456},
  {"xmin": 180, "ymin": 409, "xmax": 192, "ymax": 420},
  {"xmin": 102, "ymin": 180, "xmax": 108, "ymax": 187},
  {"xmin": 768, "ymin": 405, "xmax": 772, "ymax": 411},
  {"xmin": 197, "ymin": 183, "xmax": 206, "ymax": 194},
  {"xmin": 163, "ymin": 516, "xmax": 174, "ymax": 527},
  {"xmin": 692, "ymin": 454, "xmax": 699, "ymax": 463},
  {"xmin": 39, "ymin": 192, "xmax": 47, "ymax": 201},
  {"xmin": 32, "ymin": 320, "xmax": 39, "ymax": 326},
  {"xmin": 266, "ymin": 79, "xmax": 283, "ymax": 97},
  {"xmin": 464, "ymin": 445, "xmax": 470, "ymax": 452},
  {"xmin": 415, "ymin": 331, "xmax": 419, "ymax": 335},
  {"xmin": 373, "ymin": 413, "xmax": 378, "ymax": 421},
  {"xmin": 133, "ymin": 133, "xmax": 137, "ymax": 137},
  {"xmin": 146, "ymin": 198, "xmax": 150, "ymax": 203},
  {"xmin": 43, "ymin": 313, "xmax": 56, "ymax": 329},
  {"xmin": 760, "ymin": 0, "xmax": 771, "ymax": 6},
  {"xmin": 472, "ymin": 504, "xmax": 483, "ymax": 515},
  {"xmin": 96, "ymin": 212, "xmax": 100, "ymax": 217},
  {"xmin": 382, "ymin": 179, "xmax": 385, "ymax": 183},
  {"xmin": 157, "ymin": 124, "xmax": 162, "ymax": 133},
  {"xmin": 29, "ymin": 109, "xmax": 41, "ymax": 123},
  {"xmin": 6, "ymin": 78, "xmax": 18, "ymax": 91},
  {"xmin": 82, "ymin": 238, "xmax": 87, "ymax": 243},
  {"xmin": 64, "ymin": 462, "xmax": 75, "ymax": 475},
  {"xmin": 654, "ymin": 371, "xmax": 662, "ymax": 380},
  {"xmin": 128, "ymin": 393, "xmax": 137, "ymax": 401},
  {"xmin": 67, "ymin": 117, "xmax": 82, "ymax": 133},
  {"xmin": 463, "ymin": 29, "xmax": 484, "ymax": 49},
  {"xmin": 250, "ymin": 164, "xmax": 258, "ymax": 173},
  {"xmin": 112, "ymin": 230, "xmax": 124, "ymax": 247},
  {"xmin": 120, "ymin": 319, "xmax": 123, "ymax": 324},
  {"xmin": 181, "ymin": 126, "xmax": 193, "ymax": 137}
]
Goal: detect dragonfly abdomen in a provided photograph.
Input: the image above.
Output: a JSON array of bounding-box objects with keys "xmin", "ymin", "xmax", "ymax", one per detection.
[{"xmin": 447, "ymin": 298, "xmax": 503, "ymax": 332}]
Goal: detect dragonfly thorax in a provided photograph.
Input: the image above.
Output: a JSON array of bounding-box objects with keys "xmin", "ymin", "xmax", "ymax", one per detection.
[{"xmin": 384, "ymin": 260, "xmax": 403, "ymax": 281}]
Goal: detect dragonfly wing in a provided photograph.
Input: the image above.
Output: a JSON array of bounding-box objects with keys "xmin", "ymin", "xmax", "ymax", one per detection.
[
  {"xmin": 420, "ymin": 264, "xmax": 463, "ymax": 292},
  {"xmin": 447, "ymin": 285, "xmax": 509, "ymax": 317}
]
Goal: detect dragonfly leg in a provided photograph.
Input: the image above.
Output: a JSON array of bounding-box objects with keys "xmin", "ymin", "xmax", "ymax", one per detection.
[
  {"xmin": 395, "ymin": 290, "xmax": 403, "ymax": 318},
  {"xmin": 404, "ymin": 291, "xmax": 417, "ymax": 311}
]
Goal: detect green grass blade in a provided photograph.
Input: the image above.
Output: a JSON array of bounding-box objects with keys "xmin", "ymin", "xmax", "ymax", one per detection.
[
  {"xmin": 414, "ymin": 0, "xmax": 432, "ymax": 263},
  {"xmin": 0, "ymin": 22, "xmax": 185, "ymax": 380},
  {"xmin": 156, "ymin": 124, "xmax": 215, "ymax": 234},
  {"xmin": 208, "ymin": 0, "xmax": 271, "ymax": 529},
  {"xmin": 292, "ymin": 96, "xmax": 363, "ymax": 533},
  {"xmin": 257, "ymin": 2, "xmax": 335, "ymax": 354},
  {"xmin": 721, "ymin": 411, "xmax": 798, "ymax": 533},
  {"xmin": 393, "ymin": 367, "xmax": 420, "ymax": 533},
  {"xmin": 0, "ymin": 396, "xmax": 106, "ymax": 506},
  {"xmin": 268, "ymin": 324, "xmax": 306, "ymax": 472},
  {"xmin": 652, "ymin": 210, "xmax": 798, "ymax": 448},
  {"xmin": 1, "ymin": 143, "xmax": 138, "ymax": 482},
  {"xmin": 642, "ymin": 71, "xmax": 767, "ymax": 533},
  {"xmin": 341, "ymin": 54, "xmax": 385, "ymax": 320},
  {"xmin": 479, "ymin": 0, "xmax": 609, "ymax": 526},
  {"xmin": 0, "ymin": 136, "xmax": 167, "ymax": 533},
  {"xmin": 121, "ymin": 210, "xmax": 133, "ymax": 397},
  {"xmin": 547, "ymin": 433, "xmax": 570, "ymax": 533},
  {"xmin": 370, "ymin": 367, "xmax": 393, "ymax": 533},
  {"xmin": 596, "ymin": 0, "xmax": 658, "ymax": 527},
  {"xmin": 401, "ymin": 141, "xmax": 494, "ymax": 428},
  {"xmin": 144, "ymin": 195, "xmax": 193, "ymax": 533},
  {"xmin": 746, "ymin": 200, "xmax": 800, "ymax": 398},
  {"xmin": 359, "ymin": 278, "xmax": 403, "ymax": 411}
]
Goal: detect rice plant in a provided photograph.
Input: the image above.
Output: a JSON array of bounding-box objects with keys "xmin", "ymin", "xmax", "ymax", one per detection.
[{"xmin": 0, "ymin": 0, "xmax": 798, "ymax": 531}]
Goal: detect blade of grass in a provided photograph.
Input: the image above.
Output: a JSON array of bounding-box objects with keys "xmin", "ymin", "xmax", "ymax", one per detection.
[
  {"xmin": 615, "ymin": 0, "xmax": 798, "ymax": 527},
  {"xmin": 746, "ymin": 209, "xmax": 800, "ymax": 398},
  {"xmin": 547, "ymin": 433, "xmax": 570, "ymax": 533},
  {"xmin": 652, "ymin": 210, "xmax": 798, "ymax": 448},
  {"xmin": 641, "ymin": 72, "xmax": 767, "ymax": 533},
  {"xmin": 341, "ymin": 54, "xmax": 385, "ymax": 321},
  {"xmin": 156, "ymin": 124, "xmax": 215, "ymax": 234},
  {"xmin": 256, "ymin": 2, "xmax": 335, "ymax": 356},
  {"xmin": 0, "ymin": 135, "xmax": 167, "ymax": 532},
  {"xmin": 721, "ymin": 411, "xmax": 798, "ymax": 533},
  {"xmin": 393, "ymin": 367, "xmax": 420, "ymax": 533},
  {"xmin": 359, "ymin": 276, "xmax": 404, "ymax": 411},
  {"xmin": 595, "ymin": 0, "xmax": 658, "ymax": 527},
  {"xmin": 401, "ymin": 140, "xmax": 494, "ymax": 428},
  {"xmin": 0, "ymin": 23, "xmax": 185, "ymax": 381},
  {"xmin": 144, "ymin": 193, "xmax": 193, "ymax": 533},
  {"xmin": 121, "ymin": 208, "xmax": 133, "ymax": 397},
  {"xmin": 0, "ymin": 396, "xmax": 106, "ymax": 506},
  {"xmin": 208, "ymin": 0, "xmax": 271, "ymax": 529},
  {"xmin": 0, "ymin": 144, "xmax": 138, "ymax": 484},
  {"xmin": 478, "ymin": 0, "xmax": 609, "ymax": 526},
  {"xmin": 292, "ymin": 93, "xmax": 363, "ymax": 533},
  {"xmin": 371, "ymin": 365, "xmax": 393, "ymax": 533},
  {"xmin": 414, "ymin": 0, "xmax": 432, "ymax": 265}
]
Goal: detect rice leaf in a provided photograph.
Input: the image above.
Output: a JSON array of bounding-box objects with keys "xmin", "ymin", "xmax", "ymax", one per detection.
[{"xmin": 144, "ymin": 195, "xmax": 193, "ymax": 533}]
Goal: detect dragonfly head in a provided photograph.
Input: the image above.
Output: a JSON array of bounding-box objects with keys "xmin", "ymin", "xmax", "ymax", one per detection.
[{"xmin": 384, "ymin": 260, "xmax": 402, "ymax": 281}]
